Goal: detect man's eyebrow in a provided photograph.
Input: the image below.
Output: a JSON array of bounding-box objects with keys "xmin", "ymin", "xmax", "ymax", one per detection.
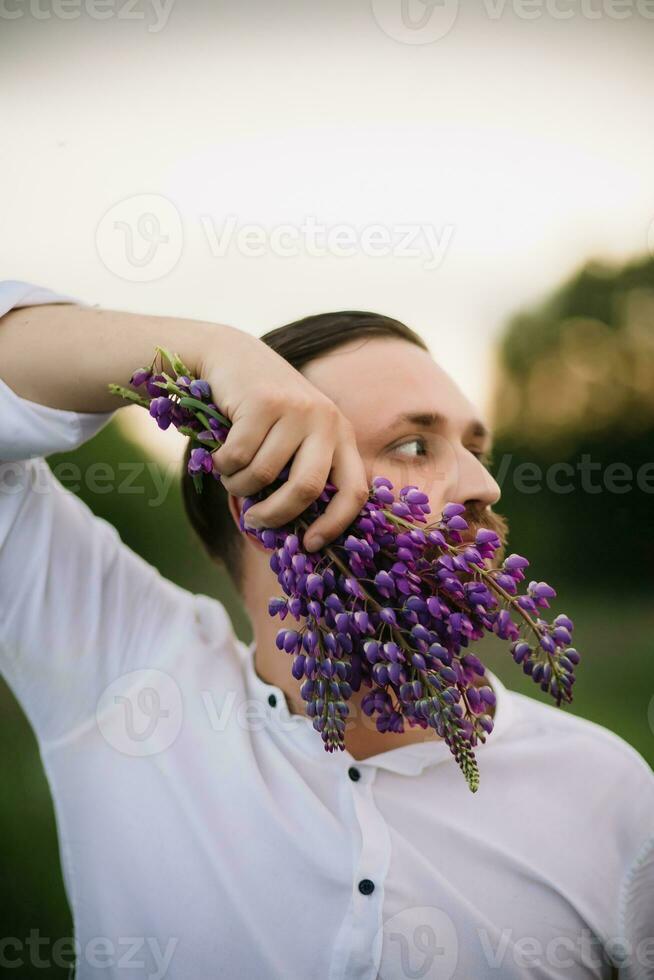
[{"xmin": 380, "ymin": 411, "xmax": 492, "ymax": 442}]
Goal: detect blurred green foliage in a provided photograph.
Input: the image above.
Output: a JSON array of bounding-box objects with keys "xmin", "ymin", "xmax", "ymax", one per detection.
[{"xmin": 489, "ymin": 255, "xmax": 654, "ymax": 588}]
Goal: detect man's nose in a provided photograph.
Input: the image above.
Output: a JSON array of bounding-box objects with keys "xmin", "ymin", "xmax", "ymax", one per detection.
[{"xmin": 448, "ymin": 446, "xmax": 501, "ymax": 509}]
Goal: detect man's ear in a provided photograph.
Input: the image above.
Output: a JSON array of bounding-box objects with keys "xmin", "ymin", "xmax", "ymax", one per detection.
[{"xmin": 227, "ymin": 492, "xmax": 270, "ymax": 555}]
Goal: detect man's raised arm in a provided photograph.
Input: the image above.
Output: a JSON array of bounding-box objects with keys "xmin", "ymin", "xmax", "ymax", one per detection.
[{"xmin": 0, "ymin": 283, "xmax": 369, "ymax": 549}]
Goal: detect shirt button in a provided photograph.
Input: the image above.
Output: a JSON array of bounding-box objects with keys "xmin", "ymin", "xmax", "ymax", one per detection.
[
  {"xmin": 348, "ymin": 766, "xmax": 361, "ymax": 782},
  {"xmin": 268, "ymin": 693, "xmax": 277, "ymax": 707},
  {"xmin": 358, "ymin": 879, "xmax": 375, "ymax": 896}
]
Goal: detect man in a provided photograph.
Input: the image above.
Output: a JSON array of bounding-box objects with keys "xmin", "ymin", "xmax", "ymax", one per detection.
[
  {"xmin": 179, "ymin": 307, "xmax": 509, "ymax": 763},
  {"xmin": 0, "ymin": 280, "xmax": 651, "ymax": 979}
]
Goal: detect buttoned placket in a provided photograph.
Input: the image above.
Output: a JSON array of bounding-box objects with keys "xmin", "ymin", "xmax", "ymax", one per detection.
[
  {"xmin": 328, "ymin": 761, "xmax": 392, "ymax": 980},
  {"xmin": 243, "ymin": 642, "xmax": 395, "ymax": 979}
]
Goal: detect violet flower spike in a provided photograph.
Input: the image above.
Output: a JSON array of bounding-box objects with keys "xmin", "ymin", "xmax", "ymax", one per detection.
[{"xmin": 107, "ymin": 350, "xmax": 581, "ymax": 794}]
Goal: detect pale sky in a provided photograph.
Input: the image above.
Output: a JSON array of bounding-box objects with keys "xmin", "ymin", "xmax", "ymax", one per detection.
[{"xmin": 2, "ymin": 1, "xmax": 653, "ymax": 462}]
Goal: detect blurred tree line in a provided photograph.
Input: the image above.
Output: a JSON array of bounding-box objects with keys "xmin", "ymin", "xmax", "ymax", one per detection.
[{"xmin": 488, "ymin": 253, "xmax": 654, "ymax": 591}]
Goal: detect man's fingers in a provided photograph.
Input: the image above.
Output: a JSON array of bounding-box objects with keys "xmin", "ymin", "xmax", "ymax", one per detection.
[
  {"xmin": 211, "ymin": 412, "xmax": 277, "ymax": 477},
  {"xmin": 219, "ymin": 418, "xmax": 304, "ymax": 498},
  {"xmin": 303, "ymin": 440, "xmax": 370, "ymax": 551},
  {"xmin": 244, "ymin": 431, "xmax": 333, "ymax": 530}
]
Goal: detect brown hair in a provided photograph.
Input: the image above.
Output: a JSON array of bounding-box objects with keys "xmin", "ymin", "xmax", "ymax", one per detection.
[{"xmin": 181, "ymin": 311, "xmax": 429, "ymax": 592}]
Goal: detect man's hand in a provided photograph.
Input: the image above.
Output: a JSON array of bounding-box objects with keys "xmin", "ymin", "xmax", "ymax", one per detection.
[
  {"xmin": 199, "ymin": 327, "xmax": 369, "ymax": 553},
  {"xmin": 0, "ymin": 296, "xmax": 369, "ymax": 552}
]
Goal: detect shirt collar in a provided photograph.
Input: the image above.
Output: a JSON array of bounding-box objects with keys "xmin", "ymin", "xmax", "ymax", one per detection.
[{"xmin": 236, "ymin": 637, "xmax": 515, "ymax": 777}]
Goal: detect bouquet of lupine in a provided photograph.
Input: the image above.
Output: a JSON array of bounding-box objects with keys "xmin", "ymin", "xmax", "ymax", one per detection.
[{"xmin": 109, "ymin": 346, "xmax": 581, "ymax": 792}]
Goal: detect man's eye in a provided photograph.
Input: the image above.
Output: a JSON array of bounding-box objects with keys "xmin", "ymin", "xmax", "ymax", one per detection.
[{"xmin": 392, "ymin": 438, "xmax": 428, "ymax": 457}]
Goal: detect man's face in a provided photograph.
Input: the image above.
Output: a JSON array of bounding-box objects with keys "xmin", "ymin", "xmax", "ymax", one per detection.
[{"xmin": 300, "ymin": 335, "xmax": 505, "ymax": 543}]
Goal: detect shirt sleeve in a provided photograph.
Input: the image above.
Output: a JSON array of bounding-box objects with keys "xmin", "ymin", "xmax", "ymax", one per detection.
[
  {"xmin": 0, "ymin": 280, "xmax": 115, "ymax": 462},
  {"xmin": 0, "ymin": 281, "xmax": 196, "ymax": 748}
]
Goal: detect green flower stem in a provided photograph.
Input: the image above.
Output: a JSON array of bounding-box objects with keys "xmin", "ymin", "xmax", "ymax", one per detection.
[
  {"xmin": 153, "ymin": 345, "xmax": 192, "ymax": 378},
  {"xmin": 107, "ymin": 383, "xmax": 151, "ymax": 409},
  {"xmin": 178, "ymin": 396, "xmax": 230, "ymax": 427}
]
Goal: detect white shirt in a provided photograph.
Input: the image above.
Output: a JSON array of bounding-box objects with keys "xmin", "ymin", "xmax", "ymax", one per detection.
[{"xmin": 1, "ymin": 280, "xmax": 653, "ymax": 980}]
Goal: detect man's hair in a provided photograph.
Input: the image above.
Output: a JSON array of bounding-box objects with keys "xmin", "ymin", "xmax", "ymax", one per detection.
[{"xmin": 181, "ymin": 310, "xmax": 429, "ymax": 592}]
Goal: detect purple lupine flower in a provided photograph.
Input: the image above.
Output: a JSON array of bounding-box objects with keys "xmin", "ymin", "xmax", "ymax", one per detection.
[
  {"xmin": 268, "ymin": 597, "xmax": 288, "ymax": 618},
  {"xmin": 442, "ymin": 502, "xmax": 465, "ymax": 519},
  {"xmin": 145, "ymin": 373, "xmax": 168, "ymax": 397},
  {"xmin": 174, "ymin": 375, "xmax": 192, "ymax": 394},
  {"xmin": 130, "ymin": 367, "xmax": 152, "ymax": 388},
  {"xmin": 187, "ymin": 447, "xmax": 214, "ymax": 474},
  {"xmin": 110, "ymin": 350, "xmax": 581, "ymax": 793},
  {"xmin": 189, "ymin": 379, "xmax": 212, "ymax": 400},
  {"xmin": 148, "ymin": 395, "xmax": 174, "ymax": 430},
  {"xmin": 446, "ymin": 515, "xmax": 469, "ymax": 531},
  {"xmin": 149, "ymin": 395, "xmax": 171, "ymax": 416},
  {"xmin": 503, "ymin": 553, "xmax": 530, "ymax": 574},
  {"xmin": 528, "ymin": 581, "xmax": 557, "ymax": 601}
]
